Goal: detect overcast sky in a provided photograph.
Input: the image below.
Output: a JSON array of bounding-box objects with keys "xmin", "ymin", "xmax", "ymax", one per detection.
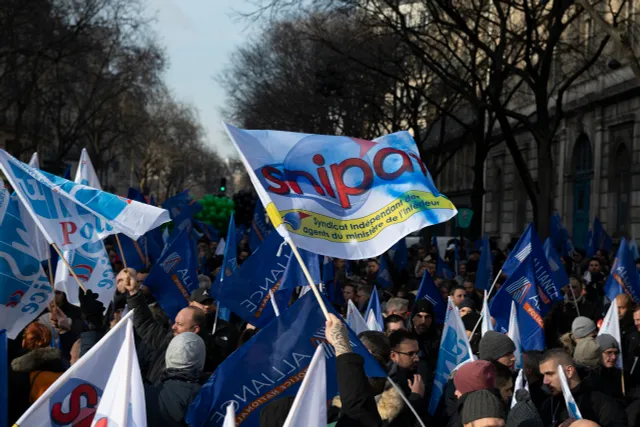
[{"xmin": 147, "ymin": 0, "xmax": 256, "ymax": 159}]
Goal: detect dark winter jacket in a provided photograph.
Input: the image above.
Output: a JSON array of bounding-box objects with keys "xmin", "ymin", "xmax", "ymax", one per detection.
[
  {"xmin": 8, "ymin": 347, "xmax": 67, "ymax": 425},
  {"xmin": 127, "ymin": 292, "xmax": 237, "ymax": 384},
  {"xmin": 144, "ymin": 368, "xmax": 203, "ymax": 427},
  {"xmin": 331, "ymin": 380, "xmax": 407, "ymax": 427},
  {"xmin": 387, "ymin": 363, "xmax": 430, "ymax": 426},
  {"xmin": 409, "ymin": 299, "xmax": 441, "ymax": 375},
  {"xmin": 546, "ymin": 299, "xmax": 599, "ymax": 347},
  {"xmin": 539, "ymin": 381, "xmax": 628, "ymax": 427}
]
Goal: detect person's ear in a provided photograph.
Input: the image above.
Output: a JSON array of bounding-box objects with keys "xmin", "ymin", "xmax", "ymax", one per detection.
[
  {"xmin": 193, "ymin": 325, "xmax": 201, "ymax": 335},
  {"xmin": 565, "ymin": 365, "xmax": 575, "ymax": 379},
  {"xmin": 390, "ymin": 351, "xmax": 398, "ymax": 364}
]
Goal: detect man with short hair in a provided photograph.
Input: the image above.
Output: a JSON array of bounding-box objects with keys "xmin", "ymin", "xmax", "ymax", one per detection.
[
  {"xmin": 589, "ymin": 334, "xmax": 624, "ymax": 400},
  {"xmin": 385, "ymin": 298, "xmax": 410, "ymax": 319},
  {"xmin": 450, "ymin": 285, "xmax": 467, "ymax": 307},
  {"xmin": 356, "ymin": 284, "xmax": 373, "ymax": 314},
  {"xmin": 342, "ymin": 282, "xmax": 357, "ymax": 308},
  {"xmin": 388, "ymin": 329, "xmax": 429, "ymax": 419},
  {"xmin": 538, "ymin": 348, "xmax": 627, "ymax": 427},
  {"xmin": 384, "ymin": 314, "xmax": 406, "ymax": 335},
  {"xmin": 463, "ymin": 277, "xmax": 482, "ymax": 308}
]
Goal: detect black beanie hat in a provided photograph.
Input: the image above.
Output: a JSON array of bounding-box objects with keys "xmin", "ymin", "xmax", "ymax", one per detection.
[
  {"xmin": 461, "ymin": 389, "xmax": 505, "ymax": 424},
  {"xmin": 462, "ymin": 312, "xmax": 481, "ymax": 332},
  {"xmin": 259, "ymin": 396, "xmax": 295, "ymax": 427},
  {"xmin": 459, "ymin": 297, "xmax": 477, "ymax": 311},
  {"xmin": 479, "ymin": 331, "xmax": 516, "ymax": 362},
  {"xmin": 507, "ymin": 389, "xmax": 544, "ymax": 427}
]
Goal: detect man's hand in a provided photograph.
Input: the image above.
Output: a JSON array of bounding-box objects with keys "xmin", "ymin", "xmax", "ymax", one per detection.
[
  {"xmin": 408, "ymin": 374, "xmax": 425, "ymax": 397},
  {"xmin": 324, "ymin": 313, "xmax": 351, "ymax": 356},
  {"xmin": 118, "ymin": 269, "xmax": 139, "ymax": 296},
  {"xmin": 49, "ymin": 303, "xmax": 71, "ymax": 334}
]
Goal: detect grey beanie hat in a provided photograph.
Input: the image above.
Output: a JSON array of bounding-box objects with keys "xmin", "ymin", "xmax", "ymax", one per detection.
[
  {"xmin": 571, "ymin": 317, "xmax": 596, "ymax": 339},
  {"xmin": 166, "ymin": 332, "xmax": 206, "ymax": 372},
  {"xmin": 596, "ymin": 333, "xmax": 619, "ymax": 353},
  {"xmin": 461, "ymin": 389, "xmax": 505, "ymax": 424},
  {"xmin": 479, "ymin": 331, "xmax": 516, "ymax": 362}
]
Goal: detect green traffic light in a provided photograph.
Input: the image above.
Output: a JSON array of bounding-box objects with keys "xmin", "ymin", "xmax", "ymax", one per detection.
[{"xmin": 220, "ymin": 186, "xmax": 226, "ymax": 191}]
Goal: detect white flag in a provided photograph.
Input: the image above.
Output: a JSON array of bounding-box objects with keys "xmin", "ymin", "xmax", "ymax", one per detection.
[
  {"xmin": 507, "ymin": 301, "xmax": 523, "ymax": 370},
  {"xmin": 14, "ymin": 310, "xmax": 136, "ymax": 427},
  {"xmin": 21, "ymin": 152, "xmax": 49, "ymax": 262},
  {"xmin": 282, "ymin": 343, "xmax": 327, "ymax": 427},
  {"xmin": 55, "ymin": 149, "xmax": 116, "ymax": 311},
  {"xmin": 558, "ymin": 364, "xmax": 582, "ymax": 420},
  {"xmin": 90, "ymin": 317, "xmax": 146, "ymax": 427},
  {"xmin": 0, "ymin": 149, "xmax": 170, "ymax": 251},
  {"xmin": 28, "ymin": 152, "xmax": 40, "ymax": 169},
  {"xmin": 216, "ymin": 238, "xmax": 226, "ymax": 256},
  {"xmin": 222, "ymin": 403, "xmax": 236, "ymax": 427},
  {"xmin": 598, "ymin": 297, "xmax": 623, "ymax": 370},
  {"xmin": 346, "ymin": 300, "xmax": 369, "ymax": 335},
  {"xmin": 481, "ymin": 290, "xmax": 493, "ymax": 336},
  {"xmin": 366, "ymin": 309, "xmax": 383, "ymax": 332},
  {"xmin": 510, "ymin": 369, "xmax": 529, "ymax": 408}
]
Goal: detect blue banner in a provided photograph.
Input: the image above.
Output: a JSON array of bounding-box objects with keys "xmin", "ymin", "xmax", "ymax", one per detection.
[
  {"xmin": 501, "ymin": 223, "xmax": 562, "ymax": 306},
  {"xmin": 604, "ymin": 237, "xmax": 640, "ymax": 303},
  {"xmin": 115, "ymin": 233, "xmax": 163, "ymax": 272},
  {"xmin": 543, "ymin": 238, "xmax": 570, "ymax": 290},
  {"xmin": 489, "ymin": 286, "xmax": 511, "ymax": 334},
  {"xmin": 217, "ymin": 232, "xmax": 292, "ymax": 328},
  {"xmin": 280, "ymin": 247, "xmax": 320, "ymax": 290},
  {"xmin": 475, "ymin": 235, "xmax": 493, "ymax": 290},
  {"xmin": 500, "ymin": 257, "xmax": 546, "ymax": 351},
  {"xmin": 392, "ymin": 238, "xmax": 408, "ymax": 271},
  {"xmin": 587, "ymin": 216, "xmax": 612, "ymax": 258},
  {"xmin": 186, "ymin": 292, "xmax": 387, "ymax": 427},
  {"xmin": 162, "ymin": 190, "xmax": 191, "ymax": 219},
  {"xmin": 365, "ymin": 287, "xmax": 384, "ymax": 329},
  {"xmin": 550, "ymin": 212, "xmax": 574, "ymax": 257},
  {"xmin": 415, "ymin": 272, "xmax": 445, "ymax": 323},
  {"xmin": 376, "ymin": 255, "xmax": 393, "ymax": 288},
  {"xmin": 144, "ymin": 228, "xmax": 198, "ymax": 321},
  {"xmin": 249, "ymin": 200, "xmax": 272, "ymax": 252}
]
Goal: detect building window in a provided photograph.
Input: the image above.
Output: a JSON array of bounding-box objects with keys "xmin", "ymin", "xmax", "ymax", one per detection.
[{"xmin": 612, "ymin": 143, "xmax": 631, "ymax": 236}]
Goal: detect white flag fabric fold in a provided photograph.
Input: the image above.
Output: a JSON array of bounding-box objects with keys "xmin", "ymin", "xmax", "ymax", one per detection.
[
  {"xmin": 216, "ymin": 238, "xmax": 226, "ymax": 256},
  {"xmin": 28, "ymin": 153, "xmax": 40, "ymax": 169},
  {"xmin": 14, "ymin": 310, "xmax": 136, "ymax": 427},
  {"xmin": 507, "ymin": 301, "xmax": 523, "ymax": 370},
  {"xmin": 282, "ymin": 343, "xmax": 327, "ymax": 427},
  {"xmin": 366, "ymin": 309, "xmax": 383, "ymax": 332},
  {"xmin": 481, "ymin": 290, "xmax": 493, "ymax": 336},
  {"xmin": 21, "ymin": 152, "xmax": 49, "ymax": 262},
  {"xmin": 558, "ymin": 364, "xmax": 582, "ymax": 420},
  {"xmin": 90, "ymin": 316, "xmax": 146, "ymax": 427},
  {"xmin": 54, "ymin": 149, "xmax": 116, "ymax": 310},
  {"xmin": 222, "ymin": 403, "xmax": 236, "ymax": 427},
  {"xmin": 511, "ymin": 369, "xmax": 529, "ymax": 408},
  {"xmin": 598, "ymin": 297, "xmax": 623, "ymax": 370},
  {"xmin": 346, "ymin": 300, "xmax": 369, "ymax": 335},
  {"xmin": 0, "ymin": 149, "xmax": 170, "ymax": 250}
]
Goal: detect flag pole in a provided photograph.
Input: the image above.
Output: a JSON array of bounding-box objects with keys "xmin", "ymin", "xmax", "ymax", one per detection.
[
  {"xmin": 269, "ymin": 289, "xmax": 280, "ymax": 317},
  {"xmin": 51, "ymin": 244, "xmax": 86, "ymax": 293},
  {"xmin": 46, "ymin": 250, "xmax": 55, "ymax": 289},
  {"xmin": 567, "ymin": 283, "xmax": 581, "ymax": 317},
  {"xmin": 286, "ymin": 237, "xmax": 330, "ymax": 320},
  {"xmin": 114, "ymin": 234, "xmax": 128, "ymax": 270}
]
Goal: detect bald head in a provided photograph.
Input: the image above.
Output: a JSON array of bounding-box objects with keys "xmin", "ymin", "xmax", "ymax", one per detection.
[{"xmin": 569, "ymin": 420, "xmax": 600, "ymax": 427}]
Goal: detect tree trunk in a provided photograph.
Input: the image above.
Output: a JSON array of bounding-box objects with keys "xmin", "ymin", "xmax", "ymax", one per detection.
[{"xmin": 536, "ymin": 137, "xmax": 554, "ymax": 238}]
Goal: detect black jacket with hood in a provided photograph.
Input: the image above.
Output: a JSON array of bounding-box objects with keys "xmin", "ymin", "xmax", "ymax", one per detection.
[{"xmin": 409, "ymin": 299, "xmax": 442, "ymax": 374}]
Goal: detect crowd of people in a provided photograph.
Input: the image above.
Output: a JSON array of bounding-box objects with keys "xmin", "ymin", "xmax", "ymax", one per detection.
[{"xmin": 5, "ymin": 233, "xmax": 640, "ymax": 427}]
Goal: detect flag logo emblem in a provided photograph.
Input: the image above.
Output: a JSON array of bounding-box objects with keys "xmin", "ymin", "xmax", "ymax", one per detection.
[
  {"xmin": 506, "ymin": 276, "xmax": 531, "ymax": 304},
  {"xmin": 161, "ymin": 252, "xmax": 181, "ymax": 274}
]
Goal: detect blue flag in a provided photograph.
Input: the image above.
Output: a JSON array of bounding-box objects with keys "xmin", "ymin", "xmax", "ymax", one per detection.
[
  {"xmin": 322, "ymin": 256, "xmax": 335, "ymax": 284},
  {"xmin": 249, "ymin": 200, "xmax": 272, "ymax": 252},
  {"xmin": 162, "ymin": 190, "xmax": 191, "ymax": 219},
  {"xmin": 543, "ymin": 238, "xmax": 570, "ymax": 291},
  {"xmin": 143, "ymin": 228, "xmax": 198, "ymax": 321},
  {"xmin": 392, "ymin": 238, "xmax": 408, "ymax": 271},
  {"xmin": 280, "ymin": 247, "xmax": 321, "ymax": 290},
  {"xmin": 194, "ymin": 220, "xmax": 220, "ymax": 243},
  {"xmin": 604, "ymin": 238, "xmax": 640, "ymax": 303},
  {"xmin": 185, "ymin": 292, "xmax": 387, "ymax": 427},
  {"xmin": 489, "ymin": 286, "xmax": 511, "ymax": 334},
  {"xmin": 630, "ymin": 239, "xmax": 640, "ymax": 261},
  {"xmin": 429, "ymin": 298, "xmax": 474, "ymax": 414},
  {"xmin": 127, "ymin": 187, "xmax": 148, "ymax": 204},
  {"xmin": 365, "ymin": 287, "xmax": 384, "ymax": 330},
  {"xmin": 499, "ymin": 257, "xmax": 546, "ymax": 351},
  {"xmin": 216, "ymin": 214, "xmax": 238, "ymax": 322},
  {"xmin": 550, "ymin": 212, "xmax": 575, "ymax": 257},
  {"xmin": 0, "ymin": 329, "xmax": 6, "ymax": 427},
  {"xmin": 475, "ymin": 235, "xmax": 493, "ymax": 290},
  {"xmin": 115, "ymin": 233, "xmax": 163, "ymax": 272},
  {"xmin": 502, "ymin": 224, "xmax": 562, "ymax": 305},
  {"xmin": 216, "ymin": 232, "xmax": 292, "ymax": 328},
  {"xmin": 62, "ymin": 164, "xmax": 72, "ymax": 180},
  {"xmin": 415, "ymin": 272, "xmax": 446, "ymax": 323},
  {"xmin": 587, "ymin": 216, "xmax": 612, "ymax": 258},
  {"xmin": 376, "ymin": 255, "xmax": 393, "ymax": 288}
]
